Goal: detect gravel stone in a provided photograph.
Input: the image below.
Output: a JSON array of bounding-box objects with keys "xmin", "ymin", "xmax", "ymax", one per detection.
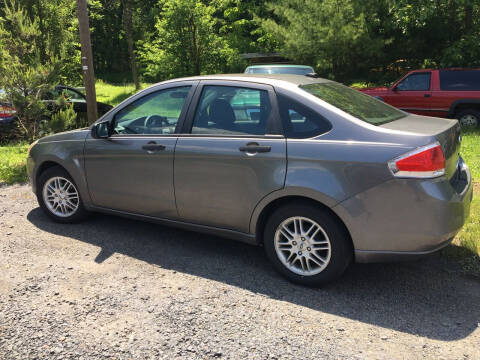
[{"xmin": 0, "ymin": 183, "xmax": 480, "ymax": 359}]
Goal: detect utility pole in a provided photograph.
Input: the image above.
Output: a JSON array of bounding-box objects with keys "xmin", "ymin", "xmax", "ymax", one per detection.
[{"xmin": 76, "ymin": 0, "xmax": 98, "ymax": 124}]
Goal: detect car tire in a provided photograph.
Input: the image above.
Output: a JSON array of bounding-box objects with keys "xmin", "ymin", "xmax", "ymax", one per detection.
[
  {"xmin": 456, "ymin": 109, "xmax": 480, "ymax": 128},
  {"xmin": 264, "ymin": 203, "xmax": 352, "ymax": 286},
  {"xmin": 36, "ymin": 166, "xmax": 89, "ymax": 223}
]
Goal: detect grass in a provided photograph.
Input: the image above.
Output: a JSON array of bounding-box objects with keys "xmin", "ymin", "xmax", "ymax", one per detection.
[
  {"xmin": 96, "ymin": 81, "xmax": 153, "ymax": 107},
  {"xmin": 459, "ymin": 128, "xmax": 480, "ymax": 180},
  {"xmin": 0, "ymin": 142, "xmax": 28, "ymax": 185},
  {"xmin": 448, "ymin": 128, "xmax": 479, "ymax": 273}
]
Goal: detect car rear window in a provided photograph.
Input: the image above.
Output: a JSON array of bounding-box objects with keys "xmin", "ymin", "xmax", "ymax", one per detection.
[
  {"xmin": 300, "ymin": 82, "xmax": 406, "ymax": 125},
  {"xmin": 246, "ymin": 67, "xmax": 314, "ymax": 75},
  {"xmin": 440, "ymin": 70, "xmax": 480, "ymax": 91}
]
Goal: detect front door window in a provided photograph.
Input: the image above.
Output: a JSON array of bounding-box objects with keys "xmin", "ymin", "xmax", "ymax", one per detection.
[
  {"xmin": 113, "ymin": 86, "xmax": 191, "ymax": 135},
  {"xmin": 396, "ymin": 73, "xmax": 431, "ymax": 91}
]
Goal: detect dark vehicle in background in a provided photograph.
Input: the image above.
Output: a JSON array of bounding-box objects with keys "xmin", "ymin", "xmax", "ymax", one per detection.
[
  {"xmin": 245, "ymin": 64, "xmax": 315, "ymax": 75},
  {"xmin": 0, "ymin": 86, "xmax": 113, "ymax": 142},
  {"xmin": 27, "ymin": 74, "xmax": 472, "ymax": 286},
  {"xmin": 47, "ymin": 85, "xmax": 113, "ymax": 117},
  {"xmin": 0, "ymin": 89, "xmax": 16, "ymax": 124},
  {"xmin": 361, "ymin": 68, "xmax": 480, "ymax": 127}
]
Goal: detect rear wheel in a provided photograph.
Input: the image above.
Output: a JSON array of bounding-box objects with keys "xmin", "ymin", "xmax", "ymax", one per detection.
[
  {"xmin": 37, "ymin": 166, "xmax": 88, "ymax": 223},
  {"xmin": 456, "ymin": 109, "xmax": 480, "ymax": 128},
  {"xmin": 264, "ymin": 203, "xmax": 352, "ymax": 286}
]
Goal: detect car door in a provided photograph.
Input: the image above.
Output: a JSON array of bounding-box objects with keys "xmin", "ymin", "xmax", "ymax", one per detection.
[
  {"xmin": 174, "ymin": 80, "xmax": 287, "ymax": 233},
  {"xmin": 84, "ymin": 82, "xmax": 196, "ymax": 218},
  {"xmin": 386, "ymin": 72, "xmax": 432, "ymax": 115}
]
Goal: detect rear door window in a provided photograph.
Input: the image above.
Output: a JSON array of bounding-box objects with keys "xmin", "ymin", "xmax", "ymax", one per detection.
[
  {"xmin": 191, "ymin": 85, "xmax": 271, "ymax": 135},
  {"xmin": 440, "ymin": 70, "xmax": 480, "ymax": 91}
]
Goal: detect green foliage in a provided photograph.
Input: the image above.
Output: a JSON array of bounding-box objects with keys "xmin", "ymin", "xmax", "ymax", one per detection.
[
  {"xmin": 261, "ymin": 0, "xmax": 480, "ymax": 82},
  {"xmin": 0, "ymin": 0, "xmax": 62, "ymax": 141},
  {"xmin": 261, "ymin": 0, "xmax": 384, "ymax": 81},
  {"xmin": 447, "ymin": 127, "xmax": 480, "ymax": 272},
  {"xmin": 460, "ymin": 128, "xmax": 480, "ymax": 181},
  {"xmin": 138, "ymin": 0, "xmax": 235, "ymax": 81},
  {"xmin": 0, "ymin": 0, "xmax": 82, "ymax": 83},
  {"xmin": 0, "ymin": 142, "xmax": 28, "ymax": 184},
  {"xmin": 4, "ymin": 0, "xmax": 475, "ymax": 85},
  {"xmin": 47, "ymin": 103, "xmax": 77, "ymax": 134}
]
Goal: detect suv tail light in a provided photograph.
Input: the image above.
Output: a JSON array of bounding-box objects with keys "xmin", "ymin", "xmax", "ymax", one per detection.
[
  {"xmin": 388, "ymin": 142, "xmax": 445, "ymax": 178},
  {"xmin": 0, "ymin": 105, "xmax": 16, "ymax": 118}
]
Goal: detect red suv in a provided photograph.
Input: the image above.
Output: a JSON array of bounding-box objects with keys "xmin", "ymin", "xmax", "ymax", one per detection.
[{"xmin": 361, "ymin": 68, "xmax": 480, "ymax": 127}]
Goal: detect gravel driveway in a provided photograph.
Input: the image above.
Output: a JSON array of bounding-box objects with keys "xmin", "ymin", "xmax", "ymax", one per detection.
[{"xmin": 1, "ymin": 184, "xmax": 480, "ymax": 359}]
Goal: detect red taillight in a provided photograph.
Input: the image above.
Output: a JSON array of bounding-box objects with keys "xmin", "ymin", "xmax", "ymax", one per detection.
[
  {"xmin": 0, "ymin": 105, "xmax": 16, "ymax": 118},
  {"xmin": 388, "ymin": 143, "xmax": 445, "ymax": 178}
]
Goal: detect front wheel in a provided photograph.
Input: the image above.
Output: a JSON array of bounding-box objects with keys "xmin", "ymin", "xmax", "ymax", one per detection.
[
  {"xmin": 264, "ymin": 204, "xmax": 352, "ymax": 286},
  {"xmin": 37, "ymin": 166, "xmax": 88, "ymax": 223}
]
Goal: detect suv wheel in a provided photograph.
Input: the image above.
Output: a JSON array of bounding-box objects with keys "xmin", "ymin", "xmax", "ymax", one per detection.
[
  {"xmin": 456, "ymin": 109, "xmax": 480, "ymax": 128},
  {"xmin": 37, "ymin": 166, "xmax": 88, "ymax": 223},
  {"xmin": 264, "ymin": 204, "xmax": 352, "ymax": 286}
]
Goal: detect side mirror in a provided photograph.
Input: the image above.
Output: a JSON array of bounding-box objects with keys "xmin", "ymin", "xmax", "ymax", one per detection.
[
  {"xmin": 91, "ymin": 121, "xmax": 110, "ymax": 139},
  {"xmin": 392, "ymin": 86, "xmax": 398, "ymax": 92}
]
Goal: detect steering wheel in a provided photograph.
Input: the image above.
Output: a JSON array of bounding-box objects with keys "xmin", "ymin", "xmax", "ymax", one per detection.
[{"xmin": 144, "ymin": 115, "xmax": 169, "ymax": 129}]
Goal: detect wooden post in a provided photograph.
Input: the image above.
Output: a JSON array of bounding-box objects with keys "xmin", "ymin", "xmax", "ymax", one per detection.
[{"xmin": 76, "ymin": 0, "xmax": 98, "ymax": 124}]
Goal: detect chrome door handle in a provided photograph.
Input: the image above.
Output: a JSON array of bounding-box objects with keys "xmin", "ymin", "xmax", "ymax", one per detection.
[
  {"xmin": 142, "ymin": 142, "xmax": 166, "ymax": 152},
  {"xmin": 239, "ymin": 142, "xmax": 271, "ymax": 153}
]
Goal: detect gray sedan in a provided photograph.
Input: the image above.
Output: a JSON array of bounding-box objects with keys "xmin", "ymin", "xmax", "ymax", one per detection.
[{"xmin": 26, "ymin": 74, "xmax": 473, "ymax": 286}]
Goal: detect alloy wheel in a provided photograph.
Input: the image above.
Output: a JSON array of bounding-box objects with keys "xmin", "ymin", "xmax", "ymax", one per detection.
[
  {"xmin": 42, "ymin": 176, "xmax": 79, "ymax": 217},
  {"xmin": 274, "ymin": 216, "xmax": 331, "ymax": 276}
]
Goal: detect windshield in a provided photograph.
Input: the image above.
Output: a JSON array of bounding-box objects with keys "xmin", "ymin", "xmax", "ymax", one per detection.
[
  {"xmin": 300, "ymin": 82, "xmax": 406, "ymax": 125},
  {"xmin": 247, "ymin": 66, "xmax": 314, "ymax": 75}
]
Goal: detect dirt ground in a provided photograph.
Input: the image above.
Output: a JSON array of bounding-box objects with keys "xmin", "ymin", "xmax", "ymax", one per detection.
[{"xmin": 1, "ymin": 183, "xmax": 479, "ymax": 359}]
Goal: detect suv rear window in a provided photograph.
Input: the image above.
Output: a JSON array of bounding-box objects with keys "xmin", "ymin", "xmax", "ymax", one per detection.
[
  {"xmin": 300, "ymin": 82, "xmax": 406, "ymax": 125},
  {"xmin": 440, "ymin": 70, "xmax": 480, "ymax": 91}
]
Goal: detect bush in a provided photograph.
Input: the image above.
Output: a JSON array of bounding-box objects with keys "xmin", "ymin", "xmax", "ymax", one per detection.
[{"xmin": 46, "ymin": 103, "xmax": 77, "ymax": 134}]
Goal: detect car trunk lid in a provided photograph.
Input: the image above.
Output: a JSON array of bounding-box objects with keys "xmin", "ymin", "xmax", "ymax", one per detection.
[{"xmin": 380, "ymin": 114, "xmax": 461, "ymax": 179}]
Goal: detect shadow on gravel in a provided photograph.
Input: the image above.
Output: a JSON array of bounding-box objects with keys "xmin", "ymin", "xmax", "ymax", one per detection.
[{"xmin": 28, "ymin": 207, "xmax": 480, "ymax": 341}]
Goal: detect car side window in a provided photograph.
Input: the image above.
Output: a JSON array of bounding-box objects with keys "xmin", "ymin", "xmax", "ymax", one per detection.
[
  {"xmin": 278, "ymin": 94, "xmax": 331, "ymax": 138},
  {"xmin": 61, "ymin": 89, "xmax": 85, "ymax": 101},
  {"xmin": 113, "ymin": 86, "xmax": 191, "ymax": 135},
  {"xmin": 440, "ymin": 70, "xmax": 480, "ymax": 91},
  {"xmin": 191, "ymin": 85, "xmax": 271, "ymax": 135},
  {"xmin": 396, "ymin": 73, "xmax": 431, "ymax": 91}
]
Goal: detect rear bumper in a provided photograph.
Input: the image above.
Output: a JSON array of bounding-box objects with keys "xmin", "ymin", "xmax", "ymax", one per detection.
[
  {"xmin": 333, "ymin": 158, "xmax": 473, "ymax": 263},
  {"xmin": 354, "ymin": 238, "xmax": 454, "ymax": 263}
]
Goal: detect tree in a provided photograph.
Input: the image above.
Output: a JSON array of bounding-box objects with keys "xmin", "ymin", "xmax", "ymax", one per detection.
[
  {"xmin": 138, "ymin": 0, "xmax": 234, "ymax": 81},
  {"xmin": 121, "ymin": 0, "xmax": 140, "ymax": 89},
  {"xmin": 391, "ymin": 0, "xmax": 480, "ymax": 69},
  {"xmin": 0, "ymin": 0, "xmax": 62, "ymax": 141},
  {"xmin": 261, "ymin": 0, "xmax": 383, "ymax": 81},
  {"xmin": 14, "ymin": 0, "xmax": 82, "ymax": 83}
]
